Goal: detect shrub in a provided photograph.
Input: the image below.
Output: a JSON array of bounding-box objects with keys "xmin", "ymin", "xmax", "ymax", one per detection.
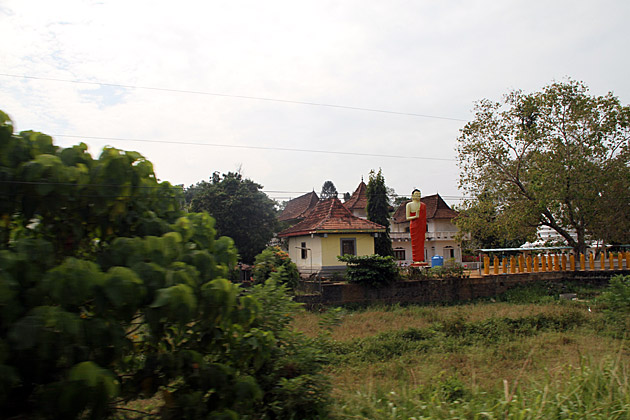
[
  {"xmin": 401, "ymin": 259, "xmax": 466, "ymax": 280},
  {"xmin": 337, "ymin": 254, "xmax": 399, "ymax": 287},
  {"xmin": 599, "ymin": 274, "xmax": 630, "ymax": 335},
  {"xmin": 0, "ymin": 114, "xmax": 330, "ymax": 419},
  {"xmin": 252, "ymin": 246, "xmax": 300, "ymax": 289},
  {"xmin": 244, "ymin": 280, "xmax": 332, "ymax": 419}
]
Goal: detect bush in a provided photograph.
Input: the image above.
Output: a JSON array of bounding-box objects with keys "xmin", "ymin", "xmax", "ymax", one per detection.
[
  {"xmin": 0, "ymin": 114, "xmax": 330, "ymax": 419},
  {"xmin": 599, "ymin": 274, "xmax": 630, "ymax": 335},
  {"xmin": 337, "ymin": 254, "xmax": 399, "ymax": 287},
  {"xmin": 401, "ymin": 259, "xmax": 466, "ymax": 280},
  {"xmin": 252, "ymin": 246, "xmax": 300, "ymax": 289},
  {"xmin": 242, "ymin": 280, "xmax": 332, "ymax": 419}
]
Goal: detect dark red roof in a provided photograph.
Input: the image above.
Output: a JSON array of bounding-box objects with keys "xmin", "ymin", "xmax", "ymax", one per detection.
[
  {"xmin": 344, "ymin": 181, "xmax": 368, "ymax": 211},
  {"xmin": 392, "ymin": 194, "xmax": 458, "ymax": 223},
  {"xmin": 278, "ymin": 197, "xmax": 385, "ymax": 237},
  {"xmin": 278, "ymin": 191, "xmax": 319, "ymax": 222}
]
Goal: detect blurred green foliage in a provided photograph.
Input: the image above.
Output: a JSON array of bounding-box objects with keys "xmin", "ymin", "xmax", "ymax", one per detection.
[
  {"xmin": 338, "ymin": 254, "xmax": 399, "ymax": 287},
  {"xmin": 0, "ymin": 111, "xmax": 330, "ymax": 419},
  {"xmin": 252, "ymin": 246, "xmax": 300, "ymax": 289}
]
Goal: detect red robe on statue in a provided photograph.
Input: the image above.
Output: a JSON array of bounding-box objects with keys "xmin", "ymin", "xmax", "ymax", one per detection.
[{"xmin": 409, "ymin": 202, "xmax": 426, "ymax": 262}]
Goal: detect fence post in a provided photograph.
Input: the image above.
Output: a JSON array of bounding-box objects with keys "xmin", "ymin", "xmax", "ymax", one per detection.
[
  {"xmin": 618, "ymin": 252, "xmax": 623, "ymax": 270},
  {"xmin": 518, "ymin": 254, "xmax": 524, "ymax": 273},
  {"xmin": 502, "ymin": 257, "xmax": 508, "ymax": 274},
  {"xmin": 483, "ymin": 256, "xmax": 490, "ymax": 275},
  {"xmin": 580, "ymin": 253, "xmax": 585, "ymax": 271},
  {"xmin": 509, "ymin": 256, "xmax": 516, "ymax": 274},
  {"xmin": 570, "ymin": 254, "xmax": 575, "ymax": 271},
  {"xmin": 553, "ymin": 254, "xmax": 560, "ymax": 271},
  {"xmin": 561, "ymin": 254, "xmax": 567, "ymax": 271},
  {"xmin": 533, "ymin": 255, "xmax": 539, "ymax": 272},
  {"xmin": 526, "ymin": 255, "xmax": 532, "ymax": 272},
  {"xmin": 494, "ymin": 256, "xmax": 499, "ymax": 275},
  {"xmin": 541, "ymin": 255, "xmax": 547, "ymax": 272}
]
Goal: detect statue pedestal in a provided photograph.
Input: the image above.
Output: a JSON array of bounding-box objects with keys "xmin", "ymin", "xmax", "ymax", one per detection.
[{"xmin": 410, "ymin": 262, "xmax": 429, "ymax": 268}]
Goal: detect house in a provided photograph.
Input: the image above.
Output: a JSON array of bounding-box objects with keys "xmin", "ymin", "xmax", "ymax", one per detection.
[
  {"xmin": 277, "ymin": 197, "xmax": 385, "ymax": 276},
  {"xmin": 390, "ymin": 194, "xmax": 462, "ymax": 264},
  {"xmin": 278, "ymin": 191, "xmax": 319, "ymax": 224},
  {"xmin": 344, "ymin": 180, "xmax": 368, "ymax": 219}
]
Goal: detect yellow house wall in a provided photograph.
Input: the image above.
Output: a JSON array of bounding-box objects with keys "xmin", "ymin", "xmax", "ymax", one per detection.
[{"xmin": 321, "ymin": 233, "xmax": 375, "ymax": 267}]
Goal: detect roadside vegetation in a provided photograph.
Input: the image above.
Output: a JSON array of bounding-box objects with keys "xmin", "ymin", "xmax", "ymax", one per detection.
[
  {"xmin": 293, "ymin": 279, "xmax": 630, "ymax": 419},
  {"xmin": 0, "ymin": 112, "xmax": 329, "ymax": 419}
]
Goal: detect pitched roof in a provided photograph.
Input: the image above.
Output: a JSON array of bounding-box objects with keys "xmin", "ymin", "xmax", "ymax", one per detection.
[
  {"xmin": 278, "ymin": 197, "xmax": 385, "ymax": 237},
  {"xmin": 344, "ymin": 181, "xmax": 368, "ymax": 211},
  {"xmin": 392, "ymin": 194, "xmax": 459, "ymax": 223},
  {"xmin": 278, "ymin": 191, "xmax": 319, "ymax": 222}
]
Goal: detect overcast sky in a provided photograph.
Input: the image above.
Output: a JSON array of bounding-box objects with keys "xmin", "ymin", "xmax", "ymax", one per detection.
[{"xmin": 2, "ymin": 0, "xmax": 629, "ymax": 205}]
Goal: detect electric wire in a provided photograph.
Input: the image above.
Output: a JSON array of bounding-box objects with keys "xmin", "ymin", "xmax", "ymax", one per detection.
[
  {"xmin": 50, "ymin": 133, "xmax": 457, "ymax": 162},
  {"xmin": 0, "ymin": 181, "xmax": 469, "ymax": 201},
  {"xmin": 0, "ymin": 73, "xmax": 468, "ymax": 122}
]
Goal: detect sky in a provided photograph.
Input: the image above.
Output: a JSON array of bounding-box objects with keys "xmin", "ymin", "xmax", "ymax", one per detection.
[{"xmin": 2, "ymin": 0, "xmax": 630, "ymax": 206}]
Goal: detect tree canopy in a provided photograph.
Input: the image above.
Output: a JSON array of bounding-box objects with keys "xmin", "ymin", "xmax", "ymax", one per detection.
[
  {"xmin": 0, "ymin": 111, "xmax": 330, "ymax": 419},
  {"xmin": 187, "ymin": 172, "xmax": 278, "ymax": 264},
  {"xmin": 320, "ymin": 180, "xmax": 338, "ymax": 199},
  {"xmin": 457, "ymin": 80, "xmax": 630, "ymax": 253},
  {"xmin": 367, "ymin": 169, "xmax": 393, "ymax": 256}
]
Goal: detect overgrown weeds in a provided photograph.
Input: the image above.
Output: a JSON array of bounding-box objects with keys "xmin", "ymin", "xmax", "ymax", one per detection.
[
  {"xmin": 334, "ymin": 356, "xmax": 630, "ymax": 419},
  {"xmin": 292, "ymin": 281, "xmax": 630, "ymax": 419}
]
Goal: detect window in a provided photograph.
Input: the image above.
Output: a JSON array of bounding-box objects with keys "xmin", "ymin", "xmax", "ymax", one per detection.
[
  {"xmin": 301, "ymin": 242, "xmax": 308, "ymax": 259},
  {"xmin": 393, "ymin": 249, "xmax": 406, "ymax": 260},
  {"xmin": 340, "ymin": 238, "xmax": 356, "ymax": 256}
]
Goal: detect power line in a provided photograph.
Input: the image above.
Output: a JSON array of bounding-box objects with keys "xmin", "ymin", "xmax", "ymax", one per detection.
[
  {"xmin": 0, "ymin": 180, "xmax": 469, "ymax": 200},
  {"xmin": 51, "ymin": 134, "xmax": 457, "ymax": 162},
  {"xmin": 0, "ymin": 73, "xmax": 468, "ymax": 122}
]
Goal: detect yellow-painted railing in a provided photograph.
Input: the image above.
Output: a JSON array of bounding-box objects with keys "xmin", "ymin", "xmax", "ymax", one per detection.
[{"xmin": 481, "ymin": 251, "xmax": 630, "ymax": 275}]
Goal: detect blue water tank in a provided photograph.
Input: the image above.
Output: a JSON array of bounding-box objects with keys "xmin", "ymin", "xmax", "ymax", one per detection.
[{"xmin": 431, "ymin": 255, "xmax": 444, "ymax": 267}]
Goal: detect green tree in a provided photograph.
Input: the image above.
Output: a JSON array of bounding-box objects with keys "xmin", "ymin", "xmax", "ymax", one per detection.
[
  {"xmin": 0, "ymin": 112, "xmax": 330, "ymax": 419},
  {"xmin": 252, "ymin": 246, "xmax": 300, "ymax": 289},
  {"xmin": 366, "ymin": 169, "xmax": 393, "ymax": 256},
  {"xmin": 187, "ymin": 172, "xmax": 278, "ymax": 264},
  {"xmin": 457, "ymin": 80, "xmax": 630, "ymax": 254},
  {"xmin": 393, "ymin": 195, "xmax": 410, "ymax": 207},
  {"xmin": 454, "ymin": 191, "xmax": 533, "ymax": 250},
  {"xmin": 320, "ymin": 180, "xmax": 338, "ymax": 199}
]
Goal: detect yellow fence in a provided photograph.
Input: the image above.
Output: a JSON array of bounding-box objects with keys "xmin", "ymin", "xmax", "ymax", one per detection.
[{"xmin": 482, "ymin": 251, "xmax": 630, "ymax": 276}]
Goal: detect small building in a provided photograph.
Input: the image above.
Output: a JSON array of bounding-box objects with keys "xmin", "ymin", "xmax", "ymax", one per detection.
[
  {"xmin": 278, "ymin": 191, "xmax": 319, "ymax": 224},
  {"xmin": 390, "ymin": 194, "xmax": 462, "ymax": 264},
  {"xmin": 343, "ymin": 180, "xmax": 368, "ymax": 219},
  {"xmin": 277, "ymin": 197, "xmax": 385, "ymax": 276}
]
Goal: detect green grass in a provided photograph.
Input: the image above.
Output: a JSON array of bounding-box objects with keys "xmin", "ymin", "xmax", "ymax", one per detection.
[{"xmin": 292, "ymin": 282, "xmax": 630, "ymax": 419}]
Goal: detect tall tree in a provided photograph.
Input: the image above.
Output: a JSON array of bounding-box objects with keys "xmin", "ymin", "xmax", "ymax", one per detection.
[
  {"xmin": 457, "ymin": 80, "xmax": 630, "ymax": 254},
  {"xmin": 320, "ymin": 180, "xmax": 338, "ymax": 199},
  {"xmin": 454, "ymin": 191, "xmax": 533, "ymax": 250},
  {"xmin": 0, "ymin": 112, "xmax": 330, "ymax": 419},
  {"xmin": 367, "ymin": 169, "xmax": 393, "ymax": 256},
  {"xmin": 187, "ymin": 172, "xmax": 278, "ymax": 263}
]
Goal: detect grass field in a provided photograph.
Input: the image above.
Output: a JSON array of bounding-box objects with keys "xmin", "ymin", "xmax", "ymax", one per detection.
[{"xmin": 292, "ymin": 283, "xmax": 630, "ymax": 419}]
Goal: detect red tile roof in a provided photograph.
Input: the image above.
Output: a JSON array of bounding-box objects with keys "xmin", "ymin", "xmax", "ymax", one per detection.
[
  {"xmin": 278, "ymin": 197, "xmax": 385, "ymax": 237},
  {"xmin": 392, "ymin": 194, "xmax": 459, "ymax": 223},
  {"xmin": 278, "ymin": 191, "xmax": 319, "ymax": 222},
  {"xmin": 344, "ymin": 181, "xmax": 368, "ymax": 211}
]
